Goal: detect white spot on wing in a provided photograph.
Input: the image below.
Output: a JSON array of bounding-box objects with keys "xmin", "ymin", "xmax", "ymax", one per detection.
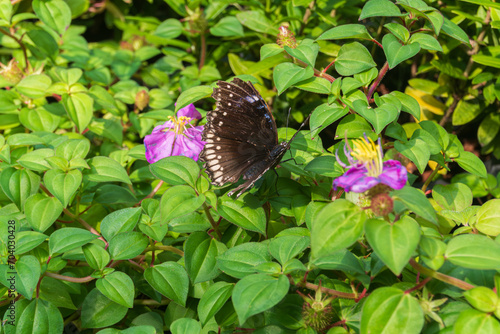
[
  {"xmin": 245, "ymin": 95, "xmax": 259, "ymax": 103},
  {"xmin": 216, "ymin": 146, "xmax": 221, "ymax": 150}
]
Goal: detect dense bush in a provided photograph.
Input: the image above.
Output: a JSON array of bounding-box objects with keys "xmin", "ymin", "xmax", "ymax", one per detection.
[{"xmin": 0, "ymin": 0, "xmax": 500, "ymax": 333}]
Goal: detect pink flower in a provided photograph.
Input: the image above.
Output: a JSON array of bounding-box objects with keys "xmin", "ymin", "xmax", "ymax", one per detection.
[
  {"xmin": 332, "ymin": 136, "xmax": 407, "ymax": 193},
  {"xmin": 144, "ymin": 104, "xmax": 205, "ymax": 164}
]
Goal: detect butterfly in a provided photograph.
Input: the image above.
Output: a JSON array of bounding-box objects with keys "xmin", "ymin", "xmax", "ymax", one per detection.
[{"xmin": 200, "ymin": 78, "xmax": 309, "ymax": 198}]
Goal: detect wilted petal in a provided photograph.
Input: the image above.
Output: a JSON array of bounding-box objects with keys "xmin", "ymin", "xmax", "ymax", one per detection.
[
  {"xmin": 177, "ymin": 104, "xmax": 201, "ymax": 120},
  {"xmin": 377, "ymin": 160, "xmax": 407, "ymax": 190}
]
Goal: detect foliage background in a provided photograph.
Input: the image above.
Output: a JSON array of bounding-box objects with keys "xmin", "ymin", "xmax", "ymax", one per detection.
[{"xmin": 0, "ymin": 0, "xmax": 500, "ymax": 333}]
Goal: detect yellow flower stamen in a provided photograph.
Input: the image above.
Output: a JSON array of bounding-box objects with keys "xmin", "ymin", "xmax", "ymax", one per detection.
[
  {"xmin": 166, "ymin": 116, "xmax": 192, "ymax": 135},
  {"xmin": 350, "ymin": 137, "xmax": 383, "ymax": 177}
]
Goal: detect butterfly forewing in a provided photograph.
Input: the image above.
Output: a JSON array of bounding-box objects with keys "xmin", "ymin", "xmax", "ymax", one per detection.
[{"xmin": 201, "ymin": 78, "xmax": 294, "ymax": 197}]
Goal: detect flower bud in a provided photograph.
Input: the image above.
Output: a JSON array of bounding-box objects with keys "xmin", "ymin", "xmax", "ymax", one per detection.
[
  {"xmin": 370, "ymin": 192, "xmax": 394, "ymax": 216},
  {"xmin": 135, "ymin": 90, "xmax": 149, "ymax": 111},
  {"xmin": 0, "ymin": 59, "xmax": 23, "ymax": 85},
  {"xmin": 277, "ymin": 25, "xmax": 297, "ymax": 49}
]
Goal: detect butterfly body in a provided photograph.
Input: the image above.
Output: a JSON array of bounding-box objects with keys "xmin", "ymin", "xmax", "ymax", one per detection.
[{"xmin": 200, "ymin": 78, "xmax": 302, "ymax": 198}]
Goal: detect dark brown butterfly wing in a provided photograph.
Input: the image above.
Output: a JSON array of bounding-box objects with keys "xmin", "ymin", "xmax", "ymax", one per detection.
[{"xmin": 200, "ymin": 78, "xmax": 279, "ymax": 191}]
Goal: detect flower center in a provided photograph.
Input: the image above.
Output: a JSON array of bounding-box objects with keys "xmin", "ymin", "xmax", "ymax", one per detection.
[
  {"xmin": 350, "ymin": 137, "xmax": 383, "ymax": 177},
  {"xmin": 166, "ymin": 116, "xmax": 192, "ymax": 135}
]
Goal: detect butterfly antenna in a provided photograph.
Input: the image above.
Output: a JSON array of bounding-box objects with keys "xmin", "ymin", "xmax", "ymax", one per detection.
[
  {"xmin": 285, "ymin": 107, "xmax": 291, "ymax": 140},
  {"xmin": 287, "ymin": 114, "xmax": 311, "ymax": 144}
]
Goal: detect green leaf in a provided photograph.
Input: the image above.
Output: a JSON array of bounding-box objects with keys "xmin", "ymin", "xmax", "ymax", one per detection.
[
  {"xmin": 55, "ymin": 138, "xmax": 90, "ymax": 160},
  {"xmin": 463, "ymin": 287, "xmax": 498, "ymax": 313},
  {"xmin": 6, "ymin": 133, "xmax": 44, "ymax": 146},
  {"xmin": 96, "ymin": 272, "xmax": 134, "ymax": 308},
  {"xmin": 476, "ymin": 199, "xmax": 500, "ymax": 236},
  {"xmin": 394, "ymin": 138, "xmax": 430, "ymax": 174},
  {"xmin": 365, "ymin": 217, "xmax": 421, "ymax": 275},
  {"xmin": 100, "ymin": 207, "xmax": 142, "ymax": 241},
  {"xmin": 25, "ymin": 194, "xmax": 63, "ymax": 232},
  {"xmin": 441, "ymin": 17, "xmax": 471, "ymax": 47},
  {"xmin": 81, "ymin": 289, "xmax": 128, "ymax": 328},
  {"xmin": 284, "ymin": 39, "xmax": 319, "ymax": 67},
  {"xmin": 305, "ymin": 155, "xmax": 344, "ymax": 178},
  {"xmin": 160, "ymin": 185, "xmax": 205, "ymax": 222},
  {"xmin": 198, "ymin": 282, "xmax": 233, "ymax": 325},
  {"xmin": 353, "ymin": 99, "xmax": 399, "ymax": 133},
  {"xmin": 154, "ymin": 18, "xmax": 183, "ymax": 39},
  {"xmin": 150, "ymin": 155, "xmax": 200, "ymax": 187},
  {"xmin": 38, "ymin": 276, "xmax": 76, "ymax": 310},
  {"xmin": 311, "ymin": 199, "xmax": 366, "ymax": 259},
  {"xmin": 360, "ymin": 287, "xmax": 424, "ymax": 334},
  {"xmin": 392, "ymin": 186, "xmax": 437, "ymax": 224},
  {"xmin": 335, "ymin": 113, "xmax": 373, "ymax": 139},
  {"xmin": 44, "ymin": 169, "xmax": 82, "ymax": 207},
  {"xmin": 232, "ymin": 274, "xmax": 290, "ymax": 325},
  {"xmin": 454, "ymin": 309, "xmax": 500, "ymax": 334},
  {"xmin": 419, "ymin": 236, "xmax": 446, "ymax": 270},
  {"xmin": 170, "ymin": 318, "xmax": 202, "ymax": 334},
  {"xmin": 32, "ymin": 0, "xmax": 71, "ymax": 35},
  {"xmin": 273, "ymin": 62, "xmax": 314, "ymax": 95},
  {"xmin": 359, "ymin": 0, "xmax": 403, "ymax": 20},
  {"xmin": 269, "ymin": 235, "xmax": 310, "ymax": 265},
  {"xmin": 445, "ymin": 234, "xmax": 500, "ymax": 270},
  {"xmin": 112, "ymin": 50, "xmax": 141, "ymax": 80},
  {"xmin": 311, "ymin": 248, "xmax": 366, "ymax": 274},
  {"xmin": 14, "ymin": 255, "xmax": 41, "ymax": 299},
  {"xmin": 317, "ymin": 24, "xmax": 373, "ymax": 41},
  {"xmin": 82, "ymin": 243, "xmax": 110, "ymax": 270},
  {"xmin": 472, "ymin": 55, "xmax": 500, "ymax": 69},
  {"xmin": 261, "ymin": 43, "xmax": 284, "ymax": 60},
  {"xmin": 86, "ymin": 156, "xmax": 131, "ymax": 184},
  {"xmin": 109, "ymin": 231, "xmax": 148, "ymax": 260},
  {"xmin": 455, "ymin": 151, "xmax": 487, "ymax": 178},
  {"xmin": 409, "ymin": 33, "xmax": 443, "ymax": 52},
  {"xmin": 144, "ymin": 262, "xmax": 189, "ymax": 306},
  {"xmin": 384, "ymin": 23, "xmax": 409, "ymax": 43},
  {"xmin": 236, "ymin": 10, "xmax": 278, "ymax": 35},
  {"xmin": 88, "ymin": 118, "xmax": 123, "ymax": 144},
  {"xmin": 452, "ymin": 99, "xmax": 483, "ymax": 126},
  {"xmin": 294, "ymin": 77, "xmax": 332, "ymax": 94},
  {"xmin": 382, "ymin": 34, "xmax": 420, "ymax": 69},
  {"xmin": 17, "ymin": 148, "xmax": 53, "ymax": 171},
  {"xmin": 310, "ymin": 103, "xmax": 348, "ymax": 135},
  {"xmin": 184, "ymin": 232, "xmax": 227, "ymax": 284},
  {"xmin": 19, "ymin": 107, "xmax": 60, "ymax": 132},
  {"xmin": 48, "ymin": 227, "xmax": 99, "ymax": 256},
  {"xmin": 15, "ymin": 74, "xmax": 52, "ymax": 99},
  {"xmin": 432, "ymin": 183, "xmax": 472, "ymax": 212},
  {"xmin": 217, "ymin": 242, "xmax": 273, "ymax": 279},
  {"xmin": 335, "ymin": 42, "xmax": 376, "ymax": 76},
  {"xmin": 175, "ymin": 86, "xmax": 212, "ymax": 112},
  {"xmin": 218, "ymin": 194, "xmax": 267, "ymax": 234},
  {"xmin": 62, "ymin": 93, "xmax": 94, "ymax": 132},
  {"xmin": 0, "ymin": 167, "xmax": 40, "ymax": 210},
  {"xmin": 14, "ymin": 231, "xmax": 47, "ymax": 255},
  {"xmin": 210, "ymin": 16, "xmax": 244, "ymax": 37},
  {"xmin": 478, "ymin": 113, "xmax": 500, "ymax": 146}
]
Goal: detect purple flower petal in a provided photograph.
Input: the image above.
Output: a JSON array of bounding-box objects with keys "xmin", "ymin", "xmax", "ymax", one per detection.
[
  {"xmin": 177, "ymin": 104, "xmax": 201, "ymax": 120},
  {"xmin": 377, "ymin": 160, "xmax": 407, "ymax": 190},
  {"xmin": 145, "ymin": 131, "xmax": 175, "ymax": 164},
  {"xmin": 332, "ymin": 160, "xmax": 407, "ymax": 193}
]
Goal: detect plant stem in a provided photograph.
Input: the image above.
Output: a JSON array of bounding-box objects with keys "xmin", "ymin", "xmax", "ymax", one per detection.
[
  {"xmin": 136, "ymin": 180, "xmax": 164, "ymax": 206},
  {"xmin": 438, "ymin": 94, "xmax": 460, "ymax": 127},
  {"xmin": 367, "ymin": 62, "xmax": 389, "ymax": 101},
  {"xmin": 405, "ymin": 277, "xmax": 432, "ymax": 294},
  {"xmin": 203, "ymin": 203, "xmax": 222, "ymax": 240},
  {"xmin": 288, "ymin": 275, "xmax": 362, "ymax": 299},
  {"xmin": 144, "ymin": 245, "xmax": 184, "ymax": 257},
  {"xmin": 45, "ymin": 271, "xmax": 94, "ymax": 283},
  {"xmin": 421, "ymin": 165, "xmax": 440, "ymax": 193},
  {"xmin": 0, "ymin": 27, "xmax": 29, "ymax": 69},
  {"xmin": 409, "ymin": 258, "xmax": 475, "ymax": 290},
  {"xmin": 199, "ymin": 31, "xmax": 206, "ymax": 70}
]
